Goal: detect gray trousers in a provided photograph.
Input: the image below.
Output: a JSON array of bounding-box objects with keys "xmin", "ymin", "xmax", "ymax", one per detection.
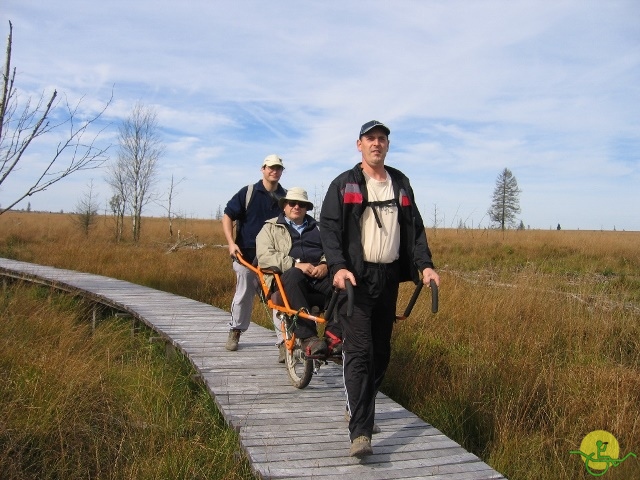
[{"xmin": 228, "ymin": 260, "xmax": 258, "ymax": 331}]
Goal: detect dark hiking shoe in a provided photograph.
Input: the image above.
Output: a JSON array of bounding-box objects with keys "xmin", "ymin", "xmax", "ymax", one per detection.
[
  {"xmin": 225, "ymin": 329, "xmax": 241, "ymax": 351},
  {"xmin": 350, "ymin": 436, "xmax": 372, "ymax": 458},
  {"xmin": 301, "ymin": 336, "xmax": 328, "ymax": 357}
]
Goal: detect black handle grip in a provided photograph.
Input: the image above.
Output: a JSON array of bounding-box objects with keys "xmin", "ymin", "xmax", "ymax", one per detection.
[
  {"xmin": 398, "ymin": 278, "xmax": 439, "ymax": 320},
  {"xmin": 324, "ymin": 288, "xmax": 339, "ymax": 321},
  {"xmin": 345, "ymin": 279, "xmax": 354, "ymax": 318},
  {"xmin": 401, "ymin": 282, "xmax": 423, "ymax": 319},
  {"xmin": 430, "ymin": 279, "xmax": 439, "ymax": 314},
  {"xmin": 324, "ymin": 278, "xmax": 355, "ymax": 320}
]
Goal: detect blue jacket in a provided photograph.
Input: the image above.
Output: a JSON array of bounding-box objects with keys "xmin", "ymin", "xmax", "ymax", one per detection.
[{"xmin": 224, "ymin": 181, "xmax": 286, "ymax": 258}]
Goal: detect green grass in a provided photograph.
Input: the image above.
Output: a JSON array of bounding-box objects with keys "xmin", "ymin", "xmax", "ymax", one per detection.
[{"xmin": 0, "ymin": 282, "xmax": 257, "ymax": 480}]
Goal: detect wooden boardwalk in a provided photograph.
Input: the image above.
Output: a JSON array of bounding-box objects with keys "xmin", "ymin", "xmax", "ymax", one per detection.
[{"xmin": 0, "ymin": 258, "xmax": 506, "ymax": 480}]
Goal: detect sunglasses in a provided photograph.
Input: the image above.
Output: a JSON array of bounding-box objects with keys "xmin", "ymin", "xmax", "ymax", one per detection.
[{"xmin": 286, "ymin": 200, "xmax": 308, "ymax": 208}]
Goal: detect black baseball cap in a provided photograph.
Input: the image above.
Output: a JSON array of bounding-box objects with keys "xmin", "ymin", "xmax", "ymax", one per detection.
[{"xmin": 359, "ymin": 120, "xmax": 390, "ymax": 138}]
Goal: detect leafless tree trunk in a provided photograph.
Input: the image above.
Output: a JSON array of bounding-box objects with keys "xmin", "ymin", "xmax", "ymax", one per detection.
[
  {"xmin": 108, "ymin": 194, "xmax": 125, "ymax": 242},
  {"xmin": 431, "ymin": 203, "xmax": 441, "ymax": 231},
  {"xmin": 0, "ymin": 21, "xmax": 112, "ymax": 215},
  {"xmin": 160, "ymin": 174, "xmax": 184, "ymax": 238},
  {"xmin": 106, "ymin": 154, "xmax": 128, "ymax": 242},
  {"xmin": 107, "ymin": 103, "xmax": 163, "ymax": 242}
]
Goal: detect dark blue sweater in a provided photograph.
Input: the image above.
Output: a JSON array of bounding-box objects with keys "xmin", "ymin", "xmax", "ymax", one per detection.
[{"xmin": 224, "ymin": 181, "xmax": 286, "ymax": 259}]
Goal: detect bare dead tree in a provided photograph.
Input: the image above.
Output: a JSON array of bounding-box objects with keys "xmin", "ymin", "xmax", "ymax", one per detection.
[
  {"xmin": 312, "ymin": 184, "xmax": 325, "ymax": 221},
  {"xmin": 165, "ymin": 233, "xmax": 205, "ymax": 253},
  {"xmin": 431, "ymin": 203, "xmax": 441, "ymax": 231},
  {"xmin": 107, "ymin": 102, "xmax": 163, "ymax": 242},
  {"xmin": 108, "ymin": 193, "xmax": 125, "ymax": 242},
  {"xmin": 106, "ymin": 156, "xmax": 128, "ymax": 242},
  {"xmin": 157, "ymin": 174, "xmax": 185, "ymax": 238},
  {"xmin": 0, "ymin": 21, "xmax": 112, "ymax": 215}
]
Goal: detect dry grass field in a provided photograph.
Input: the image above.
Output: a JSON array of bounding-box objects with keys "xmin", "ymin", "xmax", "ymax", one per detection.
[{"xmin": 1, "ymin": 211, "xmax": 639, "ymax": 479}]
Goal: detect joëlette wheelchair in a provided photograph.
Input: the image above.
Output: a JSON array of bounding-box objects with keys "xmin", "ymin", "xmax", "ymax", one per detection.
[{"xmin": 234, "ymin": 252, "xmax": 438, "ymax": 389}]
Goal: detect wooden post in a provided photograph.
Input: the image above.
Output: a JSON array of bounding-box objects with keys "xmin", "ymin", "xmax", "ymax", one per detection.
[
  {"xmin": 115, "ymin": 312, "xmax": 136, "ymax": 336},
  {"xmin": 92, "ymin": 304, "xmax": 98, "ymax": 331}
]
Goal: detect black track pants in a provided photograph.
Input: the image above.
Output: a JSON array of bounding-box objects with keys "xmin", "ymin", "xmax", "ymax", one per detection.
[{"xmin": 342, "ymin": 263, "xmax": 399, "ymax": 441}]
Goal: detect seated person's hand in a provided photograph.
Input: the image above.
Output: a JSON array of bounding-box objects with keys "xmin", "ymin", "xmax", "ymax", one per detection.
[
  {"xmin": 295, "ymin": 262, "xmax": 313, "ymax": 275},
  {"xmin": 311, "ymin": 263, "xmax": 328, "ymax": 279},
  {"xmin": 295, "ymin": 262, "xmax": 327, "ymax": 279}
]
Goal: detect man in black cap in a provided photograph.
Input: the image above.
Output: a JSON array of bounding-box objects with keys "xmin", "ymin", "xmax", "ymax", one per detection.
[{"xmin": 320, "ymin": 120, "xmax": 440, "ymax": 458}]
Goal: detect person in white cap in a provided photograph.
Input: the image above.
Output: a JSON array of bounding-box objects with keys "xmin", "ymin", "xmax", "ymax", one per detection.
[
  {"xmin": 222, "ymin": 154, "xmax": 286, "ymax": 351},
  {"xmin": 256, "ymin": 187, "xmax": 342, "ymax": 362}
]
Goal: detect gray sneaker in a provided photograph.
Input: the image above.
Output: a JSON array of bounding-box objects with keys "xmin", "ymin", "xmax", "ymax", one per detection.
[
  {"xmin": 225, "ymin": 329, "xmax": 241, "ymax": 351},
  {"xmin": 350, "ymin": 436, "xmax": 372, "ymax": 458},
  {"xmin": 277, "ymin": 342, "xmax": 286, "ymax": 363}
]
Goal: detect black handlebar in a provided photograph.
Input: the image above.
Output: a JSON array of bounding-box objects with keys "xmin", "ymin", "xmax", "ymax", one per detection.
[
  {"xmin": 345, "ymin": 279, "xmax": 354, "ymax": 317},
  {"xmin": 397, "ymin": 279, "xmax": 438, "ymax": 319},
  {"xmin": 429, "ymin": 279, "xmax": 439, "ymax": 314},
  {"xmin": 234, "ymin": 251, "xmax": 439, "ymax": 320},
  {"xmin": 325, "ymin": 277, "xmax": 437, "ymax": 321},
  {"xmin": 324, "ymin": 287, "xmax": 340, "ymax": 320},
  {"xmin": 401, "ymin": 282, "xmax": 423, "ymax": 318},
  {"xmin": 324, "ymin": 279, "xmax": 355, "ymax": 320}
]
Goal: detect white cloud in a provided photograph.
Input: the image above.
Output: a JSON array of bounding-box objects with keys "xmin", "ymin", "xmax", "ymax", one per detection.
[{"xmin": 1, "ymin": 0, "xmax": 639, "ymax": 229}]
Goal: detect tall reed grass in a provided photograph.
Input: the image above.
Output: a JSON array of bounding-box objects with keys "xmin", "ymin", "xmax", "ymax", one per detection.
[
  {"xmin": 1, "ymin": 211, "xmax": 639, "ymax": 479},
  {"xmin": 0, "ymin": 281, "xmax": 256, "ymax": 479}
]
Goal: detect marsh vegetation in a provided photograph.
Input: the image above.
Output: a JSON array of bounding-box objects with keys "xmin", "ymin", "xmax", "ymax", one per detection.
[{"xmin": 1, "ymin": 211, "xmax": 638, "ymax": 479}]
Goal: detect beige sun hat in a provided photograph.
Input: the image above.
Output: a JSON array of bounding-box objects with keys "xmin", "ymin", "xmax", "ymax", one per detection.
[{"xmin": 278, "ymin": 187, "xmax": 313, "ymax": 210}]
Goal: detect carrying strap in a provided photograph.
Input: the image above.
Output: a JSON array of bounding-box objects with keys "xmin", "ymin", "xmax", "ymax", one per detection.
[
  {"xmin": 245, "ymin": 184, "xmax": 254, "ymax": 211},
  {"xmin": 244, "ymin": 183, "xmax": 284, "ymax": 213},
  {"xmin": 365, "ymin": 198, "xmax": 399, "ymax": 228}
]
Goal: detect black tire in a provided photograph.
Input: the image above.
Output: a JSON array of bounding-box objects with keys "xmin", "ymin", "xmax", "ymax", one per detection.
[{"xmin": 283, "ymin": 324, "xmax": 313, "ymax": 389}]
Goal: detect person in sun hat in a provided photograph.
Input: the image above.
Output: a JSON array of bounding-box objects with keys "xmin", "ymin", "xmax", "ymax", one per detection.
[
  {"xmin": 222, "ymin": 154, "xmax": 286, "ymax": 352},
  {"xmin": 256, "ymin": 187, "xmax": 342, "ymax": 362},
  {"xmin": 320, "ymin": 120, "xmax": 440, "ymax": 458}
]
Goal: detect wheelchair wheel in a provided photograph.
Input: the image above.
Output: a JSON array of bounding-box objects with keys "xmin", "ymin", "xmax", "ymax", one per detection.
[{"xmin": 283, "ymin": 322, "xmax": 313, "ymax": 389}]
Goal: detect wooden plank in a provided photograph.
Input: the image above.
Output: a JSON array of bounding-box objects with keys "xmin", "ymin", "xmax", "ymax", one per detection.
[{"xmin": 0, "ymin": 258, "xmax": 506, "ymax": 479}]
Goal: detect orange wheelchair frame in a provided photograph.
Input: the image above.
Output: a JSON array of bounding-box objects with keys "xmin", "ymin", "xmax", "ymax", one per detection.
[{"xmin": 234, "ymin": 252, "xmax": 438, "ymax": 388}]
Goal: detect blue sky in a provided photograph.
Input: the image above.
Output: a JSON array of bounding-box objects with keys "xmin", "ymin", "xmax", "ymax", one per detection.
[{"xmin": 2, "ymin": 1, "xmax": 639, "ymax": 230}]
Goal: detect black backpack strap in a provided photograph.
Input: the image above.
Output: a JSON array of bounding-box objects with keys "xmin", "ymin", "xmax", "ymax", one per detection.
[{"xmin": 365, "ymin": 199, "xmax": 398, "ymax": 228}]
